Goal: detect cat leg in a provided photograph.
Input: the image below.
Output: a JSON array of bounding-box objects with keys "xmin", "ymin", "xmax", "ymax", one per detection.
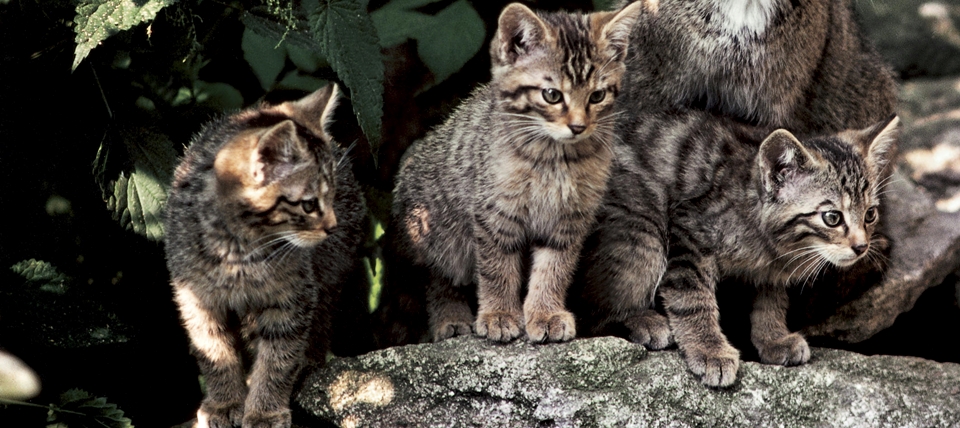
[
  {"xmin": 243, "ymin": 305, "xmax": 312, "ymax": 428},
  {"xmin": 524, "ymin": 245, "xmax": 579, "ymax": 342},
  {"xmin": 426, "ymin": 275, "xmax": 475, "ymax": 341},
  {"xmin": 751, "ymin": 284, "xmax": 810, "ymax": 366},
  {"xmin": 174, "ymin": 286, "xmax": 246, "ymax": 428},
  {"xmin": 474, "ymin": 235, "xmax": 524, "ymax": 342},
  {"xmin": 580, "ymin": 203, "xmax": 672, "ymax": 349},
  {"xmin": 659, "ymin": 227, "xmax": 740, "ymax": 388}
]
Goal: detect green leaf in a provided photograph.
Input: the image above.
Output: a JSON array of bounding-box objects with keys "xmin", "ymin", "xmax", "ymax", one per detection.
[
  {"xmin": 242, "ymin": 27, "xmax": 288, "ymax": 91},
  {"xmin": 276, "ymin": 71, "xmax": 328, "ymax": 93},
  {"xmin": 308, "ymin": 0, "xmax": 384, "ymax": 152},
  {"xmin": 193, "ymin": 81, "xmax": 244, "ymax": 111},
  {"xmin": 415, "ymin": 0, "xmax": 485, "ymax": 84},
  {"xmin": 47, "ymin": 389, "xmax": 134, "ymax": 428},
  {"xmin": 371, "ymin": 9, "xmax": 431, "ymax": 48},
  {"xmin": 72, "ymin": 0, "xmax": 179, "ymax": 71},
  {"xmin": 100, "ymin": 127, "xmax": 177, "ymax": 241},
  {"xmin": 286, "ymin": 43, "xmax": 329, "ymax": 73},
  {"xmin": 593, "ymin": 0, "xmax": 620, "ymax": 11},
  {"xmin": 10, "ymin": 259, "xmax": 69, "ymax": 294},
  {"xmin": 371, "ymin": 0, "xmax": 485, "ymax": 85}
]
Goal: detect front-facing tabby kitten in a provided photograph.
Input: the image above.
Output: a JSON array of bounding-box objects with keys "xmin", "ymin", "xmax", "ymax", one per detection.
[
  {"xmin": 585, "ymin": 109, "xmax": 897, "ymax": 387},
  {"xmin": 164, "ymin": 84, "xmax": 366, "ymax": 427},
  {"xmin": 391, "ymin": 2, "xmax": 651, "ymax": 343}
]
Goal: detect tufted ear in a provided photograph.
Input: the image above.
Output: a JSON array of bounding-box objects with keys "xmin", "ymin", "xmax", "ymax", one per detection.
[
  {"xmin": 860, "ymin": 114, "xmax": 899, "ymax": 178},
  {"xmin": 758, "ymin": 129, "xmax": 823, "ymax": 194},
  {"xmin": 596, "ymin": 0, "xmax": 656, "ymax": 61},
  {"xmin": 492, "ymin": 3, "xmax": 552, "ymax": 67},
  {"xmin": 256, "ymin": 120, "xmax": 311, "ymax": 184},
  {"xmin": 280, "ymin": 83, "xmax": 340, "ymax": 142}
]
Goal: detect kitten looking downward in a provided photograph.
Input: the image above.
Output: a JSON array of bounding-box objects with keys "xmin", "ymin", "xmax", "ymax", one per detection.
[
  {"xmin": 390, "ymin": 2, "xmax": 652, "ymax": 343},
  {"xmin": 164, "ymin": 84, "xmax": 366, "ymax": 427}
]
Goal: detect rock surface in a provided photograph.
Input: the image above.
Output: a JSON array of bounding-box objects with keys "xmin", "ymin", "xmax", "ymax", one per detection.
[{"xmin": 296, "ymin": 336, "xmax": 960, "ymax": 427}]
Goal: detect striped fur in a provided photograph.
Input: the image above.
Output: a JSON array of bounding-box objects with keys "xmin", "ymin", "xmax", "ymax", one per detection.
[
  {"xmin": 578, "ymin": 109, "xmax": 898, "ymax": 387},
  {"xmin": 616, "ymin": 0, "xmax": 898, "ymax": 134},
  {"xmin": 164, "ymin": 85, "xmax": 367, "ymax": 428},
  {"xmin": 391, "ymin": 2, "xmax": 652, "ymax": 344}
]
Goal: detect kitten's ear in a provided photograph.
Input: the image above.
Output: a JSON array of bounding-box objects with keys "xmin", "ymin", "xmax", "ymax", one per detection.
[
  {"xmin": 861, "ymin": 114, "xmax": 899, "ymax": 177},
  {"xmin": 758, "ymin": 129, "xmax": 822, "ymax": 193},
  {"xmin": 285, "ymin": 83, "xmax": 340, "ymax": 141},
  {"xmin": 596, "ymin": 0, "xmax": 655, "ymax": 61},
  {"xmin": 492, "ymin": 3, "xmax": 552, "ymax": 66},
  {"xmin": 256, "ymin": 120, "xmax": 311, "ymax": 183}
]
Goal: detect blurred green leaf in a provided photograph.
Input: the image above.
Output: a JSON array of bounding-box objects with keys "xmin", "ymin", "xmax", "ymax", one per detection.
[
  {"xmin": 593, "ymin": 0, "xmax": 620, "ymax": 11},
  {"xmin": 308, "ymin": 0, "xmax": 384, "ymax": 152},
  {"xmin": 277, "ymin": 71, "xmax": 328, "ymax": 92},
  {"xmin": 242, "ymin": 27, "xmax": 288, "ymax": 91},
  {"xmin": 372, "ymin": 0, "xmax": 484, "ymax": 86},
  {"xmin": 193, "ymin": 81, "xmax": 244, "ymax": 111},
  {"xmin": 72, "ymin": 0, "xmax": 179, "ymax": 70},
  {"xmin": 286, "ymin": 43, "xmax": 329, "ymax": 73},
  {"xmin": 416, "ymin": 0, "xmax": 484, "ymax": 84}
]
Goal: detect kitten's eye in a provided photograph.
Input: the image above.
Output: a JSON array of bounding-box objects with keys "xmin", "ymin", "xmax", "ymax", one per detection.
[
  {"xmin": 864, "ymin": 207, "xmax": 878, "ymax": 224},
  {"xmin": 301, "ymin": 199, "xmax": 319, "ymax": 214},
  {"xmin": 821, "ymin": 211, "xmax": 843, "ymax": 227},
  {"xmin": 589, "ymin": 90, "xmax": 606, "ymax": 104},
  {"xmin": 542, "ymin": 88, "xmax": 563, "ymax": 104}
]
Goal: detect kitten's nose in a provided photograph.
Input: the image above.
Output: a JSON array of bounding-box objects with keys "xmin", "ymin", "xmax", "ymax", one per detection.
[
  {"xmin": 568, "ymin": 124, "xmax": 587, "ymax": 135},
  {"xmin": 852, "ymin": 244, "xmax": 868, "ymax": 256}
]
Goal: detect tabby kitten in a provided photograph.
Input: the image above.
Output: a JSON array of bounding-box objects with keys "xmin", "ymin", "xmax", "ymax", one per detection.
[
  {"xmin": 390, "ymin": 2, "xmax": 651, "ymax": 343},
  {"xmin": 615, "ymin": 0, "xmax": 898, "ymax": 134},
  {"xmin": 587, "ymin": 109, "xmax": 897, "ymax": 387},
  {"xmin": 164, "ymin": 84, "xmax": 366, "ymax": 427}
]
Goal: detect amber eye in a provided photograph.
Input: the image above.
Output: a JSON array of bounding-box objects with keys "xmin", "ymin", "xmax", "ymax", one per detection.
[
  {"xmin": 589, "ymin": 90, "xmax": 606, "ymax": 104},
  {"xmin": 864, "ymin": 207, "xmax": 878, "ymax": 224},
  {"xmin": 542, "ymin": 88, "xmax": 562, "ymax": 104},
  {"xmin": 822, "ymin": 210, "xmax": 843, "ymax": 227},
  {"xmin": 301, "ymin": 199, "xmax": 319, "ymax": 214}
]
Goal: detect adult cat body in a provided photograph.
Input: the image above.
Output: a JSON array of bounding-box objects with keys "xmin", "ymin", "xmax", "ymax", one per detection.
[
  {"xmin": 577, "ymin": 0, "xmax": 900, "ymax": 352},
  {"xmin": 618, "ymin": 0, "xmax": 898, "ymax": 134},
  {"xmin": 164, "ymin": 84, "xmax": 366, "ymax": 427},
  {"xmin": 390, "ymin": 2, "xmax": 651, "ymax": 343},
  {"xmin": 588, "ymin": 108, "xmax": 898, "ymax": 386}
]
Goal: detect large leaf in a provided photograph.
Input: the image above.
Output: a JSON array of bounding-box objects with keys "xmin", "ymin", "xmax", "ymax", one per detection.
[
  {"xmin": 95, "ymin": 127, "xmax": 177, "ymax": 241},
  {"xmin": 47, "ymin": 389, "xmax": 134, "ymax": 428},
  {"xmin": 308, "ymin": 0, "xmax": 384, "ymax": 152},
  {"xmin": 72, "ymin": 0, "xmax": 179, "ymax": 70}
]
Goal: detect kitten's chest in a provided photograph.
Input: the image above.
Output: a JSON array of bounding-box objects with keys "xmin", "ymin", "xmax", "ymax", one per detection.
[
  {"xmin": 488, "ymin": 143, "xmax": 611, "ymax": 229},
  {"xmin": 195, "ymin": 256, "xmax": 311, "ymax": 311}
]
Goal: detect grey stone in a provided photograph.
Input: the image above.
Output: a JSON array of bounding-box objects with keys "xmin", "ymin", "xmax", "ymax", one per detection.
[{"xmin": 296, "ymin": 336, "xmax": 960, "ymax": 427}]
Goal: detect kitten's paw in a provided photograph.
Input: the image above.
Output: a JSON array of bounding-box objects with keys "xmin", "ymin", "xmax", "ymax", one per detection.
[
  {"xmin": 475, "ymin": 310, "xmax": 523, "ymax": 342},
  {"xmin": 624, "ymin": 311, "xmax": 674, "ymax": 350},
  {"xmin": 683, "ymin": 343, "xmax": 740, "ymax": 388},
  {"xmin": 197, "ymin": 400, "xmax": 244, "ymax": 428},
  {"xmin": 432, "ymin": 319, "xmax": 474, "ymax": 342},
  {"xmin": 757, "ymin": 332, "xmax": 810, "ymax": 366},
  {"xmin": 526, "ymin": 310, "xmax": 576, "ymax": 343},
  {"xmin": 242, "ymin": 408, "xmax": 291, "ymax": 428}
]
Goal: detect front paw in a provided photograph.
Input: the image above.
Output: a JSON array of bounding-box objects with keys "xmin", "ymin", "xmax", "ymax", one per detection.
[
  {"xmin": 242, "ymin": 408, "xmax": 291, "ymax": 428},
  {"xmin": 682, "ymin": 342, "xmax": 740, "ymax": 388},
  {"xmin": 197, "ymin": 400, "xmax": 244, "ymax": 428},
  {"xmin": 432, "ymin": 318, "xmax": 474, "ymax": 342},
  {"xmin": 475, "ymin": 310, "xmax": 523, "ymax": 342},
  {"xmin": 757, "ymin": 332, "xmax": 810, "ymax": 366},
  {"xmin": 525, "ymin": 310, "xmax": 575, "ymax": 343},
  {"xmin": 624, "ymin": 311, "xmax": 674, "ymax": 350}
]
